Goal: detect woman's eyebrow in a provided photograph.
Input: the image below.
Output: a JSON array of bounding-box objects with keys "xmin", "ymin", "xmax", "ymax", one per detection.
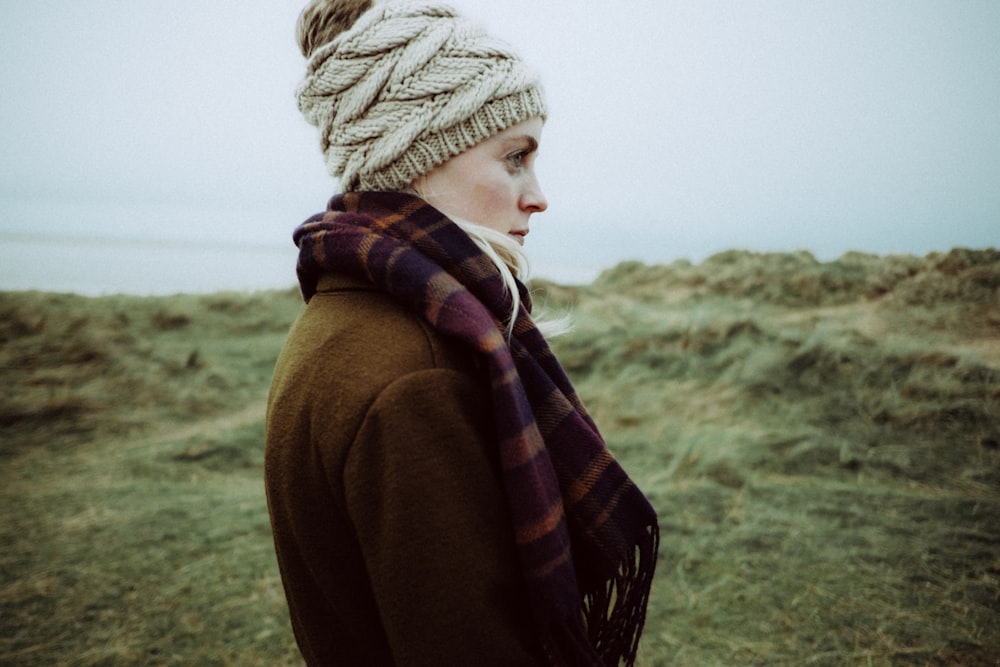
[{"xmin": 502, "ymin": 136, "xmax": 539, "ymax": 152}]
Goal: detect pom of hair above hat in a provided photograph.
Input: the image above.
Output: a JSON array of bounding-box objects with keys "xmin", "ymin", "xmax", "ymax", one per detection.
[{"xmin": 297, "ymin": 0, "xmax": 546, "ymax": 192}]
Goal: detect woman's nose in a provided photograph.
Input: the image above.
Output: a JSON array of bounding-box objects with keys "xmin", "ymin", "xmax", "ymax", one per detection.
[{"xmin": 521, "ymin": 173, "xmax": 548, "ymax": 213}]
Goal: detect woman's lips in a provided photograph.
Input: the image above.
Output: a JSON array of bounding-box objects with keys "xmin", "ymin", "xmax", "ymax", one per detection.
[{"xmin": 510, "ymin": 230, "xmax": 528, "ymax": 245}]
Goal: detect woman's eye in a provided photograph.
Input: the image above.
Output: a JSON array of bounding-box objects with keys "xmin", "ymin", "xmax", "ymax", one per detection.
[{"xmin": 506, "ymin": 151, "xmax": 527, "ymax": 169}]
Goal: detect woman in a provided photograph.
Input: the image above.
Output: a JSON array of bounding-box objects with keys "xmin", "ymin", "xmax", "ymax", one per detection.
[{"xmin": 264, "ymin": 1, "xmax": 659, "ymax": 665}]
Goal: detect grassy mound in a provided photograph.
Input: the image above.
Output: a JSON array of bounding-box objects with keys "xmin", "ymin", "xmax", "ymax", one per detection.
[
  {"xmin": 2, "ymin": 248, "xmax": 998, "ymax": 665},
  {"xmin": 0, "ymin": 289, "xmax": 302, "ymax": 452},
  {"xmin": 1, "ymin": 289, "xmax": 305, "ymax": 665},
  {"xmin": 540, "ymin": 247, "xmax": 999, "ymax": 665}
]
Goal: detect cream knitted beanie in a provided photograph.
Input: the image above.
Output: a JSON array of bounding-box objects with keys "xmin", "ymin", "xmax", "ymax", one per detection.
[{"xmin": 297, "ymin": 0, "xmax": 546, "ymax": 192}]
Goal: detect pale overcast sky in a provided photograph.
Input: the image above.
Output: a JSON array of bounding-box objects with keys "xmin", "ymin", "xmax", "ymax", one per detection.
[{"xmin": 1, "ymin": 0, "xmax": 998, "ymax": 286}]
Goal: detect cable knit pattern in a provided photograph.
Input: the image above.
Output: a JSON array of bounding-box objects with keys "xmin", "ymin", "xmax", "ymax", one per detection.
[{"xmin": 297, "ymin": 0, "xmax": 546, "ymax": 192}]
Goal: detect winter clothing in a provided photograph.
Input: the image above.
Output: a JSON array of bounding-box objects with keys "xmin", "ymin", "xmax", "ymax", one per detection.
[
  {"xmin": 265, "ymin": 271, "xmax": 542, "ymax": 665},
  {"xmin": 265, "ymin": 192, "xmax": 658, "ymax": 666},
  {"xmin": 272, "ymin": 0, "xmax": 656, "ymax": 662},
  {"xmin": 297, "ymin": 0, "xmax": 546, "ymax": 192}
]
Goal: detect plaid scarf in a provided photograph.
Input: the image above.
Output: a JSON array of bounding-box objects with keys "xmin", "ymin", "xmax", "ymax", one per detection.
[{"xmin": 294, "ymin": 192, "xmax": 659, "ymax": 666}]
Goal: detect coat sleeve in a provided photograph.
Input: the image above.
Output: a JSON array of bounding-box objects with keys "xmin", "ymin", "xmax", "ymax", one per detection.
[{"xmin": 343, "ymin": 367, "xmax": 542, "ymax": 666}]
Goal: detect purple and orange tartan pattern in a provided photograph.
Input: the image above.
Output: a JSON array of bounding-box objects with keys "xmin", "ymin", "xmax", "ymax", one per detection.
[{"xmin": 293, "ymin": 192, "xmax": 659, "ymax": 666}]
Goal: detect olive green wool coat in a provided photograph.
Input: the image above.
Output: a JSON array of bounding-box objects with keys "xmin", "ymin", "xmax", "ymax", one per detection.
[{"xmin": 265, "ymin": 273, "xmax": 542, "ymax": 666}]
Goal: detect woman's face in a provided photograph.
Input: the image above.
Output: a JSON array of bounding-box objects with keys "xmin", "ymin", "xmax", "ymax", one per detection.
[{"xmin": 413, "ymin": 117, "xmax": 547, "ymax": 245}]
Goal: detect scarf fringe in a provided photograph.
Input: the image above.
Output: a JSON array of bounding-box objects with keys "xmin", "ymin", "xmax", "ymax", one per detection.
[
  {"xmin": 540, "ymin": 523, "xmax": 659, "ymax": 667},
  {"xmin": 584, "ymin": 524, "xmax": 660, "ymax": 666}
]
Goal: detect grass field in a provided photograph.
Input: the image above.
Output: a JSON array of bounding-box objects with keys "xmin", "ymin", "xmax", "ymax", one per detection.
[{"xmin": 2, "ymin": 248, "xmax": 998, "ymax": 665}]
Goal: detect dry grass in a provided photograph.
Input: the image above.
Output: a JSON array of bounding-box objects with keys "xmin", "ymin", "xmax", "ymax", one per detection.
[{"xmin": 2, "ymin": 248, "xmax": 998, "ymax": 665}]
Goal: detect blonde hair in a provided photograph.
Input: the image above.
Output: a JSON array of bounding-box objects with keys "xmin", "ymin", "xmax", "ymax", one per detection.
[
  {"xmin": 452, "ymin": 221, "xmax": 527, "ymax": 336},
  {"xmin": 451, "ymin": 220, "xmax": 572, "ymax": 340},
  {"xmin": 296, "ymin": 0, "xmax": 373, "ymax": 58}
]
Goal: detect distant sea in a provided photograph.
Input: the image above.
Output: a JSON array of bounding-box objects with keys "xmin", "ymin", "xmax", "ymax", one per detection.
[
  {"xmin": 0, "ymin": 233, "xmax": 299, "ymax": 296},
  {"xmin": 0, "ymin": 233, "xmax": 604, "ymax": 296}
]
